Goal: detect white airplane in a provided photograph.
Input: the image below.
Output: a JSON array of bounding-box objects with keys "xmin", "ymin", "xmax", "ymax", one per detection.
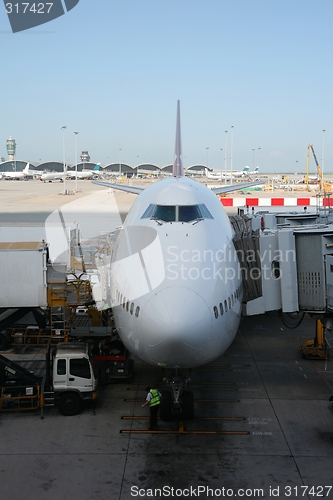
[
  {"xmin": 40, "ymin": 171, "xmax": 64, "ymax": 182},
  {"xmin": 205, "ymin": 166, "xmax": 254, "ymax": 180},
  {"xmin": 93, "ymin": 102, "xmax": 263, "ymax": 418},
  {"xmin": 67, "ymin": 163, "xmax": 104, "ymax": 179},
  {"xmin": 2, "ymin": 163, "xmax": 30, "ymax": 180}
]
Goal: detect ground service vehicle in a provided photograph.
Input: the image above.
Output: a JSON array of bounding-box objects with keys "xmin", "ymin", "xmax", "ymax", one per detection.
[{"xmin": 0, "ymin": 342, "xmax": 98, "ymax": 416}]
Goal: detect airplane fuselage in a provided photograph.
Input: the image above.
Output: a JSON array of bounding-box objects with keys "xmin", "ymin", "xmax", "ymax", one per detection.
[{"xmin": 109, "ymin": 176, "xmax": 242, "ymax": 369}]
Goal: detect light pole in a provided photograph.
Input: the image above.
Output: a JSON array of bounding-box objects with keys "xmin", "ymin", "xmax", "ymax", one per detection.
[
  {"xmin": 321, "ymin": 129, "xmax": 325, "ymax": 193},
  {"xmin": 220, "ymin": 148, "xmax": 223, "ymax": 182},
  {"xmin": 74, "ymin": 131, "xmax": 79, "ymax": 192},
  {"xmin": 224, "ymin": 131, "xmax": 228, "ymax": 182},
  {"xmin": 257, "ymin": 147, "xmax": 261, "ymax": 172},
  {"xmin": 61, "ymin": 126, "xmax": 67, "ymax": 194},
  {"xmin": 230, "ymin": 125, "xmax": 234, "ymax": 185},
  {"xmin": 252, "ymin": 148, "xmax": 255, "ymax": 171},
  {"xmin": 119, "ymin": 148, "xmax": 122, "ymax": 176},
  {"xmin": 206, "ymin": 147, "xmax": 209, "ymax": 171}
]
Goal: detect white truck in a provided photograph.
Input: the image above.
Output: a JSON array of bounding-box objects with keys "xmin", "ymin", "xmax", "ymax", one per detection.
[{"xmin": 0, "ymin": 342, "xmax": 98, "ymax": 416}]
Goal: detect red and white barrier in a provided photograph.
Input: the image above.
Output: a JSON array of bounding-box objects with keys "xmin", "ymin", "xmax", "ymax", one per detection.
[{"xmin": 219, "ymin": 197, "xmax": 331, "ymax": 207}]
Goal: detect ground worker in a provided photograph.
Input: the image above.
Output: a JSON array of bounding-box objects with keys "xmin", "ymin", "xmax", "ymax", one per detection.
[{"xmin": 142, "ymin": 386, "xmax": 162, "ymax": 430}]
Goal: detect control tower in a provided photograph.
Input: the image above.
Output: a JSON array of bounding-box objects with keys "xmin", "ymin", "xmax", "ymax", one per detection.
[
  {"xmin": 6, "ymin": 136, "xmax": 16, "ymax": 161},
  {"xmin": 80, "ymin": 150, "xmax": 90, "ymax": 162}
]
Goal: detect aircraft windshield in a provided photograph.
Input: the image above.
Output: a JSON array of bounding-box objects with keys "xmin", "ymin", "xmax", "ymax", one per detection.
[
  {"xmin": 152, "ymin": 205, "xmax": 176, "ymax": 222},
  {"xmin": 178, "ymin": 205, "xmax": 202, "ymax": 222},
  {"xmin": 141, "ymin": 204, "xmax": 213, "ymax": 222}
]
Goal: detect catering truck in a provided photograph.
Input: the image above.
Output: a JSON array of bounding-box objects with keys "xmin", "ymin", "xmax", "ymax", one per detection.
[{"xmin": 0, "ymin": 342, "xmax": 98, "ymax": 416}]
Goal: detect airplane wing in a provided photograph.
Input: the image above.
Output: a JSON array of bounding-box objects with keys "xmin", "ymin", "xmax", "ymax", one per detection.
[
  {"xmin": 93, "ymin": 179, "xmax": 264, "ymax": 196},
  {"xmin": 92, "ymin": 180, "xmax": 144, "ymax": 195},
  {"xmin": 211, "ymin": 180, "xmax": 265, "ymax": 195}
]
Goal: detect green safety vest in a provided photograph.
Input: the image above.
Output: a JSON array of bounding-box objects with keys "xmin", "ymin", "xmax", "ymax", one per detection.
[{"xmin": 149, "ymin": 389, "xmax": 161, "ymax": 407}]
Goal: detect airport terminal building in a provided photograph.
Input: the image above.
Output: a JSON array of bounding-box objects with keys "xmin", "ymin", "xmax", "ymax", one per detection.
[{"xmin": 0, "ymin": 159, "xmax": 209, "ymax": 177}]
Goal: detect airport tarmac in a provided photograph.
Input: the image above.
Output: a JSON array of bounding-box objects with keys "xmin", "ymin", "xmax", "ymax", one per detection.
[
  {"xmin": 1, "ymin": 179, "xmax": 333, "ymax": 499},
  {"xmin": 1, "ymin": 313, "xmax": 333, "ymax": 500},
  {"xmin": 0, "ymin": 176, "xmax": 323, "ymax": 224}
]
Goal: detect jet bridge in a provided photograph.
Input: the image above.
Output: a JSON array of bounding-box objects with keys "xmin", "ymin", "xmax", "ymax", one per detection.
[
  {"xmin": 244, "ymin": 211, "xmax": 333, "ymax": 315},
  {"xmin": 243, "ymin": 209, "xmax": 333, "ymax": 354}
]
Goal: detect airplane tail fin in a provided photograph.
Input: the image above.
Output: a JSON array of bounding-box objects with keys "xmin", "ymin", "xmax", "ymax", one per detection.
[
  {"xmin": 254, "ymin": 166, "xmax": 259, "ymax": 172},
  {"xmin": 24, "ymin": 163, "xmax": 30, "ymax": 174},
  {"xmin": 173, "ymin": 100, "xmax": 184, "ymax": 178},
  {"xmin": 243, "ymin": 166, "xmax": 249, "ymax": 172},
  {"xmin": 94, "ymin": 163, "xmax": 100, "ymax": 171}
]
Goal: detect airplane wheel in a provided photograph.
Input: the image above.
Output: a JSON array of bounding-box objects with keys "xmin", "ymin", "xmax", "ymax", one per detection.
[
  {"xmin": 160, "ymin": 390, "xmax": 172, "ymax": 421},
  {"xmin": 182, "ymin": 390, "xmax": 194, "ymax": 420}
]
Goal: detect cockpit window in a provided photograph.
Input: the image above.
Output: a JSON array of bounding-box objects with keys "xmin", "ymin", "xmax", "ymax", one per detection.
[
  {"xmin": 152, "ymin": 205, "xmax": 176, "ymax": 222},
  {"xmin": 141, "ymin": 204, "xmax": 155, "ymax": 219},
  {"xmin": 198, "ymin": 204, "xmax": 213, "ymax": 219},
  {"xmin": 141, "ymin": 203, "xmax": 213, "ymax": 222},
  {"xmin": 178, "ymin": 205, "xmax": 202, "ymax": 222}
]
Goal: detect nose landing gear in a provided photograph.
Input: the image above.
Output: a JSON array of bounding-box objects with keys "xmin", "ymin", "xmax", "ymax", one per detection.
[{"xmin": 161, "ymin": 370, "xmax": 194, "ymax": 421}]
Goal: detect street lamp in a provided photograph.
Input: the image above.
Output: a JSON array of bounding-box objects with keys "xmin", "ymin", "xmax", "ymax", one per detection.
[
  {"xmin": 220, "ymin": 148, "xmax": 223, "ymax": 182},
  {"xmin": 257, "ymin": 147, "xmax": 261, "ymax": 171},
  {"xmin": 206, "ymin": 147, "xmax": 209, "ymax": 170},
  {"xmin": 74, "ymin": 131, "xmax": 79, "ymax": 192},
  {"xmin": 61, "ymin": 126, "xmax": 67, "ymax": 194},
  {"xmin": 119, "ymin": 148, "xmax": 122, "ymax": 176},
  {"xmin": 230, "ymin": 125, "xmax": 234, "ymax": 185},
  {"xmin": 321, "ymin": 129, "xmax": 326, "ymax": 193},
  {"xmin": 252, "ymin": 148, "xmax": 255, "ymax": 171},
  {"xmin": 224, "ymin": 131, "xmax": 228, "ymax": 181}
]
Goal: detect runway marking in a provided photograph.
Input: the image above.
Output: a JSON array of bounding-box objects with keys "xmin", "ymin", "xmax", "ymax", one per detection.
[
  {"xmin": 120, "ymin": 429, "xmax": 249, "ymax": 435},
  {"xmin": 196, "ymin": 398, "xmax": 240, "ymax": 403},
  {"xmin": 124, "ymin": 398, "xmax": 240, "ymax": 403},
  {"xmin": 127, "ymin": 382, "xmax": 236, "ymax": 391},
  {"xmin": 121, "ymin": 415, "xmax": 246, "ymax": 422}
]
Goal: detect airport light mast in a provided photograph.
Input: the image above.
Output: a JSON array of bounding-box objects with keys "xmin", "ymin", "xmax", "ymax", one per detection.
[
  {"xmin": 61, "ymin": 126, "xmax": 67, "ymax": 194},
  {"xmin": 74, "ymin": 131, "xmax": 79, "ymax": 192}
]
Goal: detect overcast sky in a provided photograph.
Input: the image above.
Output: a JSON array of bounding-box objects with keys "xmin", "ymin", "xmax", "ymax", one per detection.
[{"xmin": 1, "ymin": 0, "xmax": 332, "ymax": 173}]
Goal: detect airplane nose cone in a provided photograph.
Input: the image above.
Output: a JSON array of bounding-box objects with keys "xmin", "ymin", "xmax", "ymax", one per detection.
[{"xmin": 141, "ymin": 286, "xmax": 213, "ymax": 368}]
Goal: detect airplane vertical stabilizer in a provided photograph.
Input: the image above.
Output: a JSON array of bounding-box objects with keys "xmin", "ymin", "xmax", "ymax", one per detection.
[{"xmin": 173, "ymin": 100, "xmax": 184, "ymax": 178}]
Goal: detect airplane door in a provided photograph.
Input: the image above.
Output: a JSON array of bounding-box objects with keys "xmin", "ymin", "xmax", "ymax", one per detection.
[{"xmin": 68, "ymin": 357, "xmax": 92, "ymax": 389}]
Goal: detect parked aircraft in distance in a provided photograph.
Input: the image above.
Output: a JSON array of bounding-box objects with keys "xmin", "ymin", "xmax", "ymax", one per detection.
[
  {"xmin": 92, "ymin": 101, "xmax": 263, "ymax": 418},
  {"xmin": 40, "ymin": 171, "xmax": 64, "ymax": 182},
  {"xmin": 244, "ymin": 166, "xmax": 259, "ymax": 176},
  {"xmin": 67, "ymin": 163, "xmax": 104, "ymax": 179},
  {"xmin": 137, "ymin": 168, "xmax": 160, "ymax": 177},
  {"xmin": 205, "ymin": 166, "xmax": 255, "ymax": 180},
  {"xmin": 2, "ymin": 163, "xmax": 30, "ymax": 180}
]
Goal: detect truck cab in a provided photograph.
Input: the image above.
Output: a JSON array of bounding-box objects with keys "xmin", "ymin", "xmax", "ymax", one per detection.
[{"xmin": 52, "ymin": 342, "xmax": 98, "ymax": 415}]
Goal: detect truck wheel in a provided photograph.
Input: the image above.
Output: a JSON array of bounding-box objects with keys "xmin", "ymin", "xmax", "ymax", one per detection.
[
  {"xmin": 0, "ymin": 333, "xmax": 9, "ymax": 351},
  {"xmin": 58, "ymin": 393, "xmax": 82, "ymax": 416}
]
